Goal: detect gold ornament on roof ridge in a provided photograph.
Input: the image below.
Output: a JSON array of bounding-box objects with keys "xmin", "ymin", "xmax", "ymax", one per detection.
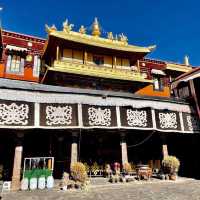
[
  {"xmin": 79, "ymin": 25, "xmax": 86, "ymax": 34},
  {"xmin": 63, "ymin": 19, "xmax": 74, "ymax": 33},
  {"xmin": 92, "ymin": 17, "xmax": 101, "ymax": 37},
  {"xmin": 45, "ymin": 24, "xmax": 57, "ymax": 33},
  {"xmin": 118, "ymin": 33, "xmax": 128, "ymax": 44},
  {"xmin": 107, "ymin": 32, "xmax": 114, "ymax": 40}
]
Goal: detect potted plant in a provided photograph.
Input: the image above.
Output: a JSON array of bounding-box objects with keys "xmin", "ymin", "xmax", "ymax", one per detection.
[
  {"xmin": 83, "ymin": 162, "xmax": 90, "ymax": 175},
  {"xmin": 91, "ymin": 162, "xmax": 100, "ymax": 176},
  {"xmin": 162, "ymin": 156, "xmax": 180, "ymax": 180},
  {"xmin": 104, "ymin": 164, "xmax": 112, "ymax": 177},
  {"xmin": 29, "ymin": 169, "xmax": 38, "ymax": 190},
  {"xmin": 21, "ymin": 170, "xmax": 31, "ymax": 190},
  {"xmin": 70, "ymin": 162, "xmax": 88, "ymax": 189},
  {"xmin": 123, "ymin": 162, "xmax": 132, "ymax": 175}
]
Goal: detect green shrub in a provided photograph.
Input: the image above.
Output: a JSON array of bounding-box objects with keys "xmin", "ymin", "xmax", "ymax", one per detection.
[
  {"xmin": 71, "ymin": 162, "xmax": 87, "ymax": 183},
  {"xmin": 91, "ymin": 162, "xmax": 99, "ymax": 175},
  {"xmin": 24, "ymin": 170, "xmax": 32, "ymax": 179},
  {"xmin": 162, "ymin": 156, "xmax": 180, "ymax": 174},
  {"xmin": 24, "ymin": 168, "xmax": 52, "ymax": 179},
  {"xmin": 83, "ymin": 163, "xmax": 90, "ymax": 173}
]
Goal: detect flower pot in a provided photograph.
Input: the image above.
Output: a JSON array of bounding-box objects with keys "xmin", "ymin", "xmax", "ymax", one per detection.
[
  {"xmin": 38, "ymin": 176, "xmax": 46, "ymax": 189},
  {"xmin": 47, "ymin": 176, "xmax": 54, "ymax": 189},
  {"xmin": 30, "ymin": 177, "xmax": 37, "ymax": 190},
  {"xmin": 169, "ymin": 174, "xmax": 177, "ymax": 181},
  {"xmin": 21, "ymin": 178, "xmax": 29, "ymax": 191}
]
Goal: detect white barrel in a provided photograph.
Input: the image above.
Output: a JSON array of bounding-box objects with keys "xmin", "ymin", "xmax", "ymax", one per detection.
[
  {"xmin": 21, "ymin": 178, "xmax": 29, "ymax": 191},
  {"xmin": 38, "ymin": 176, "xmax": 46, "ymax": 190},
  {"xmin": 46, "ymin": 176, "xmax": 54, "ymax": 189},
  {"xmin": 29, "ymin": 177, "xmax": 37, "ymax": 190}
]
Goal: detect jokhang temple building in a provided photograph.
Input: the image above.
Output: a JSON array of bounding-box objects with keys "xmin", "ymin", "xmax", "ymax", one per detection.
[{"xmin": 0, "ymin": 18, "xmax": 199, "ymax": 190}]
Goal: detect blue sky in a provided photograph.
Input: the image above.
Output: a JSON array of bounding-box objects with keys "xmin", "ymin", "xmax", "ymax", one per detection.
[{"xmin": 1, "ymin": 0, "xmax": 200, "ymax": 66}]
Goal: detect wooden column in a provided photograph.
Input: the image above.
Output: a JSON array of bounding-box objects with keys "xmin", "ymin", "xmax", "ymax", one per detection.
[
  {"xmin": 137, "ymin": 60, "xmax": 140, "ymax": 73},
  {"xmin": 113, "ymin": 56, "xmax": 117, "ymax": 69},
  {"xmin": 120, "ymin": 133, "xmax": 128, "ymax": 165},
  {"xmin": 56, "ymin": 46, "xmax": 60, "ymax": 60},
  {"xmin": 71, "ymin": 132, "xmax": 78, "ymax": 166},
  {"xmin": 161, "ymin": 135, "xmax": 168, "ymax": 159},
  {"xmin": 189, "ymin": 80, "xmax": 200, "ymax": 119},
  {"xmin": 11, "ymin": 133, "xmax": 24, "ymax": 191},
  {"xmin": 84, "ymin": 51, "xmax": 87, "ymax": 65}
]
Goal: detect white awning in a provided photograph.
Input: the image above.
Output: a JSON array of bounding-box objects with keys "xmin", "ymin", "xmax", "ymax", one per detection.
[
  {"xmin": 6, "ymin": 45, "xmax": 27, "ymax": 52},
  {"xmin": 0, "ymin": 88, "xmax": 192, "ymax": 113},
  {"xmin": 151, "ymin": 69, "xmax": 166, "ymax": 76}
]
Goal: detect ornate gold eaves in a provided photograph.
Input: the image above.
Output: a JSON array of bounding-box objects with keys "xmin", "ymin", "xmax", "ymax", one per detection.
[
  {"xmin": 51, "ymin": 60, "xmax": 153, "ymax": 83},
  {"xmin": 166, "ymin": 63, "xmax": 192, "ymax": 72},
  {"xmin": 49, "ymin": 30, "xmax": 155, "ymax": 53}
]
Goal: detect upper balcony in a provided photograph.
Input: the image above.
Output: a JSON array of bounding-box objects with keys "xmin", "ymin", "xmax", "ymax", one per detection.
[{"xmin": 45, "ymin": 59, "xmax": 153, "ymax": 84}]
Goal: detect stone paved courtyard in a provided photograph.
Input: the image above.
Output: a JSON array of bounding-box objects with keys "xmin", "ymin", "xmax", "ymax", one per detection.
[{"xmin": 2, "ymin": 178, "xmax": 200, "ymax": 200}]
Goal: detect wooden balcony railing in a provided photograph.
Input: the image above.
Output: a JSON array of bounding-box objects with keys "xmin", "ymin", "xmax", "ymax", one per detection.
[{"xmin": 51, "ymin": 60, "xmax": 153, "ymax": 83}]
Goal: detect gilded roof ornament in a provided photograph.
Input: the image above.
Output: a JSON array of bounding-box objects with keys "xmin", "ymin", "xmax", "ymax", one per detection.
[
  {"xmin": 45, "ymin": 24, "xmax": 57, "ymax": 34},
  {"xmin": 92, "ymin": 17, "xmax": 101, "ymax": 37},
  {"xmin": 79, "ymin": 25, "xmax": 86, "ymax": 34},
  {"xmin": 107, "ymin": 32, "xmax": 114, "ymax": 40},
  {"xmin": 119, "ymin": 33, "xmax": 128, "ymax": 44},
  {"xmin": 63, "ymin": 19, "xmax": 74, "ymax": 33},
  {"xmin": 148, "ymin": 45, "xmax": 156, "ymax": 51}
]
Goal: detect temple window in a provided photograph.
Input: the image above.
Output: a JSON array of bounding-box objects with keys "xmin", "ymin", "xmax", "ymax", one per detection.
[
  {"xmin": 116, "ymin": 57, "xmax": 122, "ymax": 69},
  {"xmin": 104, "ymin": 55, "xmax": 112, "ymax": 67},
  {"xmin": 122, "ymin": 58, "xmax": 130, "ymax": 69},
  {"xmin": 33, "ymin": 55, "xmax": 41, "ymax": 77},
  {"xmin": 6, "ymin": 54, "xmax": 25, "ymax": 74},
  {"xmin": 93, "ymin": 55, "xmax": 104, "ymax": 66},
  {"xmin": 73, "ymin": 50, "xmax": 83, "ymax": 63},
  {"xmin": 62, "ymin": 49, "xmax": 72, "ymax": 61}
]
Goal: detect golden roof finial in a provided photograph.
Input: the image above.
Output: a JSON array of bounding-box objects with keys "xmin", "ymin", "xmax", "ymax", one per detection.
[
  {"xmin": 45, "ymin": 24, "xmax": 57, "ymax": 34},
  {"xmin": 79, "ymin": 25, "xmax": 86, "ymax": 34},
  {"xmin": 92, "ymin": 17, "xmax": 101, "ymax": 37},
  {"xmin": 107, "ymin": 32, "xmax": 114, "ymax": 40},
  {"xmin": 63, "ymin": 19, "xmax": 74, "ymax": 33},
  {"xmin": 119, "ymin": 33, "xmax": 128, "ymax": 44},
  {"xmin": 184, "ymin": 55, "xmax": 189, "ymax": 66}
]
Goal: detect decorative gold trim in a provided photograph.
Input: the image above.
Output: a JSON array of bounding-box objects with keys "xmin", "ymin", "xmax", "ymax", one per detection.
[
  {"xmin": 49, "ymin": 60, "xmax": 153, "ymax": 83},
  {"xmin": 48, "ymin": 31, "xmax": 156, "ymax": 53},
  {"xmin": 166, "ymin": 63, "xmax": 192, "ymax": 72}
]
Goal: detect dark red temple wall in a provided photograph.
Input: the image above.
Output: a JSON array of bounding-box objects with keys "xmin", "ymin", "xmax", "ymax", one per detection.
[{"xmin": 0, "ymin": 31, "xmax": 45, "ymax": 82}]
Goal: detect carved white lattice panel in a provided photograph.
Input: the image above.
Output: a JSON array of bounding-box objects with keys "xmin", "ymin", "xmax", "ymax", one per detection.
[
  {"xmin": 0, "ymin": 103, "xmax": 29, "ymax": 125},
  {"xmin": 126, "ymin": 109, "xmax": 147, "ymax": 127},
  {"xmin": 159, "ymin": 112, "xmax": 177, "ymax": 129},
  {"xmin": 46, "ymin": 105, "xmax": 72, "ymax": 125},
  {"xmin": 186, "ymin": 115, "xmax": 199, "ymax": 131},
  {"xmin": 88, "ymin": 107, "xmax": 111, "ymax": 126}
]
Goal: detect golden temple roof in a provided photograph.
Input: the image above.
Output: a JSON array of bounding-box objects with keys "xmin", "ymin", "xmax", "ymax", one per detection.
[
  {"xmin": 45, "ymin": 19, "xmax": 156, "ymax": 54},
  {"xmin": 166, "ymin": 62, "xmax": 192, "ymax": 72}
]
